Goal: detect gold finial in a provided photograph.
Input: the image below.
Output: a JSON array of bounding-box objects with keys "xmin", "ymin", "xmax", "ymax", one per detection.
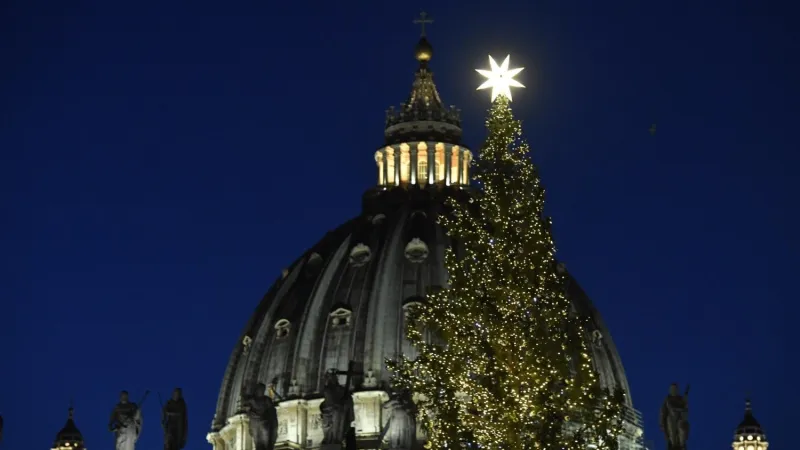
[
  {"xmin": 413, "ymin": 12, "xmax": 434, "ymax": 62},
  {"xmin": 413, "ymin": 11, "xmax": 433, "ymax": 37}
]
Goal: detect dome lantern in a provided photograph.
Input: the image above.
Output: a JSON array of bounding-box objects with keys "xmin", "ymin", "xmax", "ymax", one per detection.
[
  {"xmin": 52, "ymin": 406, "xmax": 86, "ymax": 450},
  {"xmin": 378, "ymin": 12, "xmax": 472, "ymax": 190},
  {"xmin": 732, "ymin": 399, "xmax": 768, "ymax": 450}
]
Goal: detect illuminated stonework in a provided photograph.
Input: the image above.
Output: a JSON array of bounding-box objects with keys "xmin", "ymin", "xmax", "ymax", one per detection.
[{"xmin": 375, "ymin": 142, "xmax": 472, "ymax": 188}]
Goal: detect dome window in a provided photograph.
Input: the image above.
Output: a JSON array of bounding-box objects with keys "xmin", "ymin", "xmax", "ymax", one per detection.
[
  {"xmin": 307, "ymin": 253, "xmax": 323, "ymax": 266},
  {"xmin": 402, "ymin": 299, "xmax": 424, "ymax": 321},
  {"xmin": 242, "ymin": 335, "xmax": 253, "ymax": 355},
  {"xmin": 305, "ymin": 253, "xmax": 323, "ymax": 276},
  {"xmin": 349, "ymin": 243, "xmax": 372, "ymax": 267},
  {"xmin": 404, "ymin": 238, "xmax": 429, "ymax": 263},
  {"xmin": 274, "ymin": 319, "xmax": 291, "ymax": 339},
  {"xmin": 330, "ymin": 307, "xmax": 353, "ymax": 327}
]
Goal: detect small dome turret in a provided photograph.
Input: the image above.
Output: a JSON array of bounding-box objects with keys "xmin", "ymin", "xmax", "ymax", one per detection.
[
  {"xmin": 52, "ymin": 407, "xmax": 85, "ymax": 450},
  {"xmin": 732, "ymin": 399, "xmax": 768, "ymax": 450}
]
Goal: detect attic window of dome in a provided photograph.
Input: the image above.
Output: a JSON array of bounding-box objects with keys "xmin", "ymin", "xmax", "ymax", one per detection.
[
  {"xmin": 242, "ymin": 335, "xmax": 253, "ymax": 354},
  {"xmin": 274, "ymin": 319, "xmax": 291, "ymax": 339},
  {"xmin": 329, "ymin": 307, "xmax": 352, "ymax": 327},
  {"xmin": 405, "ymin": 238, "xmax": 429, "ymax": 263},
  {"xmin": 349, "ymin": 243, "xmax": 371, "ymax": 267},
  {"xmin": 402, "ymin": 298, "xmax": 425, "ymax": 320},
  {"xmin": 306, "ymin": 252, "xmax": 323, "ymax": 276}
]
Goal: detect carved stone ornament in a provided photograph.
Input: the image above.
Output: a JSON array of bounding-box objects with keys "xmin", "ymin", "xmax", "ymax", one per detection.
[
  {"xmin": 330, "ymin": 307, "xmax": 353, "ymax": 327},
  {"xmin": 349, "ymin": 243, "xmax": 372, "ymax": 267},
  {"xmin": 362, "ymin": 370, "xmax": 378, "ymax": 389},
  {"xmin": 242, "ymin": 335, "xmax": 253, "ymax": 355},
  {"xmin": 404, "ymin": 238, "xmax": 429, "ymax": 263},
  {"xmin": 287, "ymin": 379, "xmax": 301, "ymax": 397},
  {"xmin": 275, "ymin": 319, "xmax": 291, "ymax": 339},
  {"xmin": 371, "ymin": 214, "xmax": 386, "ymax": 225}
]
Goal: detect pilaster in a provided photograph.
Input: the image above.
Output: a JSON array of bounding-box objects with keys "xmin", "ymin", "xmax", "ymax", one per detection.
[
  {"xmin": 353, "ymin": 390, "xmax": 390, "ymax": 439},
  {"xmin": 207, "ymin": 432, "xmax": 227, "ymax": 450},
  {"xmin": 276, "ymin": 399, "xmax": 309, "ymax": 450},
  {"xmin": 219, "ymin": 413, "xmax": 251, "ymax": 450},
  {"xmin": 304, "ymin": 398, "xmax": 325, "ymax": 448}
]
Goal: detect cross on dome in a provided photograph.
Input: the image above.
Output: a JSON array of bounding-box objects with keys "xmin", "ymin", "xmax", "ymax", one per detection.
[{"xmin": 413, "ymin": 11, "xmax": 433, "ymax": 37}]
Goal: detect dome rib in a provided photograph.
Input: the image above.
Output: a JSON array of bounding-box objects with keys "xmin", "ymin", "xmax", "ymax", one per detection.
[{"xmin": 211, "ymin": 190, "xmax": 643, "ymax": 449}]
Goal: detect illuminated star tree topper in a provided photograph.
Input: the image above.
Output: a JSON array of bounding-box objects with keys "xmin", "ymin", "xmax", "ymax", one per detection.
[{"xmin": 476, "ymin": 55, "xmax": 525, "ymax": 102}]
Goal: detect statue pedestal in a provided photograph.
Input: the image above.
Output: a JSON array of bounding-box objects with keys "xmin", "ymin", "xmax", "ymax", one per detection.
[{"xmin": 320, "ymin": 444, "xmax": 342, "ymax": 450}]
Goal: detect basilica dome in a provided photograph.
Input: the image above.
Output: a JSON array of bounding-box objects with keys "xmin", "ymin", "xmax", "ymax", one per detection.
[{"xmin": 208, "ymin": 28, "xmax": 644, "ymax": 450}]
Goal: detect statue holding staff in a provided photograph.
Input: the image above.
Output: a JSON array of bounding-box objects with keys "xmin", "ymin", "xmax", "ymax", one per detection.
[
  {"xmin": 109, "ymin": 390, "xmax": 149, "ymax": 450},
  {"xmin": 660, "ymin": 383, "xmax": 690, "ymax": 450}
]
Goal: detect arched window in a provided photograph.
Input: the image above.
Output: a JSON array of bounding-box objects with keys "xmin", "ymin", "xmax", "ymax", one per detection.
[
  {"xmin": 450, "ymin": 147, "xmax": 460, "ymax": 184},
  {"xmin": 400, "ymin": 145, "xmax": 410, "ymax": 184},
  {"xmin": 375, "ymin": 151, "xmax": 384, "ymax": 186},
  {"xmin": 329, "ymin": 307, "xmax": 353, "ymax": 327},
  {"xmin": 274, "ymin": 319, "xmax": 291, "ymax": 339},
  {"xmin": 417, "ymin": 142, "xmax": 428, "ymax": 186},
  {"xmin": 435, "ymin": 143, "xmax": 446, "ymax": 182},
  {"xmin": 385, "ymin": 147, "xmax": 395, "ymax": 185},
  {"xmin": 462, "ymin": 151, "xmax": 470, "ymax": 184}
]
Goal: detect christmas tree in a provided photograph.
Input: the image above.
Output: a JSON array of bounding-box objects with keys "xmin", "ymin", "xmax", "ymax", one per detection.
[{"xmin": 389, "ymin": 93, "xmax": 626, "ymax": 450}]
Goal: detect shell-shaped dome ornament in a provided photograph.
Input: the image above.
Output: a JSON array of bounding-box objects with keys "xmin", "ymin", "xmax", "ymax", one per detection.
[
  {"xmin": 404, "ymin": 238, "xmax": 429, "ymax": 263},
  {"xmin": 349, "ymin": 243, "xmax": 372, "ymax": 267}
]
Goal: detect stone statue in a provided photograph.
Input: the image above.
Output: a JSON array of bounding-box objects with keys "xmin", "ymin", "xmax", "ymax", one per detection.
[
  {"xmin": 320, "ymin": 371, "xmax": 355, "ymax": 446},
  {"xmin": 660, "ymin": 383, "xmax": 690, "ymax": 450},
  {"xmin": 244, "ymin": 382, "xmax": 279, "ymax": 450},
  {"xmin": 161, "ymin": 388, "xmax": 188, "ymax": 450},
  {"xmin": 379, "ymin": 388, "xmax": 416, "ymax": 450},
  {"xmin": 109, "ymin": 390, "xmax": 148, "ymax": 450}
]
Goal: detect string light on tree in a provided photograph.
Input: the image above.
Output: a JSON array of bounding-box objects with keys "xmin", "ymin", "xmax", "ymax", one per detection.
[
  {"xmin": 390, "ymin": 58, "xmax": 625, "ymax": 450},
  {"xmin": 476, "ymin": 55, "xmax": 525, "ymax": 102}
]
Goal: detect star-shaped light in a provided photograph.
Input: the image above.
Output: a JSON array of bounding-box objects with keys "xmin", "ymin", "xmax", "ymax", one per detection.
[{"xmin": 476, "ymin": 55, "xmax": 525, "ymax": 102}]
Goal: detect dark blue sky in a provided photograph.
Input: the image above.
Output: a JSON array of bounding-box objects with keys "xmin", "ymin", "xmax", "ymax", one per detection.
[{"xmin": 2, "ymin": 1, "xmax": 796, "ymax": 449}]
